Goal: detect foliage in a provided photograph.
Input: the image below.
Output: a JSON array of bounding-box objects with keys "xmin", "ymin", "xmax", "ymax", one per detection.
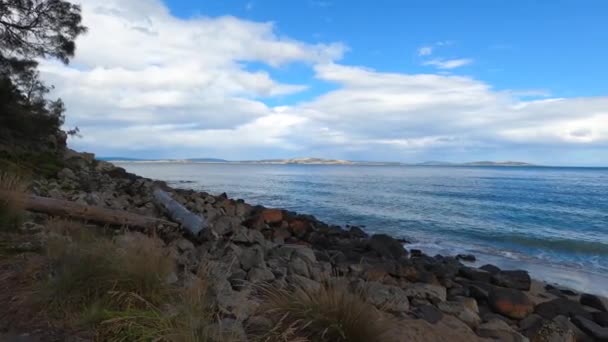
[
  {"xmin": 0, "ymin": 0, "xmax": 86, "ymax": 145},
  {"xmin": 254, "ymin": 281, "xmax": 396, "ymax": 342}
]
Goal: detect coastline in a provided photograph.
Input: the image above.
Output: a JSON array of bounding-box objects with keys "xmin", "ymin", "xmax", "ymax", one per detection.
[{"xmin": 3, "ymin": 150, "xmax": 608, "ymax": 341}]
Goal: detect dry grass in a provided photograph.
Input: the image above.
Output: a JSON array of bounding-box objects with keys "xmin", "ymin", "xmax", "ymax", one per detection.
[
  {"xmin": 95, "ymin": 266, "xmax": 237, "ymax": 342},
  {"xmin": 38, "ymin": 223, "xmax": 235, "ymax": 341},
  {"xmin": 40, "ymin": 229, "xmax": 175, "ymax": 321},
  {"xmin": 0, "ymin": 170, "xmax": 28, "ymax": 231},
  {"xmin": 253, "ymin": 281, "xmax": 396, "ymax": 342}
]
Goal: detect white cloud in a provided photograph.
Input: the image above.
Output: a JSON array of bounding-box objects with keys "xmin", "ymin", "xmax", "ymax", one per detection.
[
  {"xmin": 422, "ymin": 58, "xmax": 473, "ymax": 69},
  {"xmin": 39, "ymin": 0, "xmax": 608, "ymax": 164},
  {"xmin": 417, "ymin": 46, "xmax": 433, "ymax": 56}
]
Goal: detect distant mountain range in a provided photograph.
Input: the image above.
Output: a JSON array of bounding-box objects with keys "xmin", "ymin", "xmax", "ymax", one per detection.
[{"xmin": 102, "ymin": 156, "xmax": 536, "ymax": 166}]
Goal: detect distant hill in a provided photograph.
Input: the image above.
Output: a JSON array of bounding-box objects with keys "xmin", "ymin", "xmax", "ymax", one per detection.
[
  {"xmin": 244, "ymin": 157, "xmax": 354, "ymax": 165},
  {"xmin": 416, "ymin": 161, "xmax": 535, "ymax": 167},
  {"xmin": 101, "ymin": 157, "xmax": 228, "ymax": 163},
  {"xmin": 102, "ymin": 157, "xmax": 535, "ymax": 167},
  {"xmin": 463, "ymin": 161, "xmax": 535, "ymax": 166}
]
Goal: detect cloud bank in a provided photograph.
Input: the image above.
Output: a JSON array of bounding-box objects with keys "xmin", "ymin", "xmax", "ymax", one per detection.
[{"xmin": 39, "ymin": 0, "xmax": 608, "ymax": 165}]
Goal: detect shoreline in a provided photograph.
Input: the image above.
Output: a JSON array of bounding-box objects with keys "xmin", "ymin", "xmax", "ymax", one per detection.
[
  {"xmin": 127, "ymin": 164, "xmax": 607, "ymax": 298},
  {"xmin": 3, "ymin": 149, "xmax": 608, "ymax": 341}
]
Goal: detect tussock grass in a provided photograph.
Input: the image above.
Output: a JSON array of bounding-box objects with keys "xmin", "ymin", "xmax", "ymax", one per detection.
[
  {"xmin": 253, "ymin": 281, "xmax": 396, "ymax": 342},
  {"xmin": 0, "ymin": 170, "xmax": 28, "ymax": 231},
  {"xmin": 41, "ymin": 229, "xmax": 175, "ymax": 320},
  {"xmin": 96, "ymin": 273, "xmax": 230, "ymax": 342},
  {"xmin": 39, "ymin": 225, "xmax": 233, "ymax": 341}
]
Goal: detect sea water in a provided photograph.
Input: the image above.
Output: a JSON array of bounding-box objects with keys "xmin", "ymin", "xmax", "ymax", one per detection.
[{"xmin": 117, "ymin": 163, "xmax": 608, "ymax": 295}]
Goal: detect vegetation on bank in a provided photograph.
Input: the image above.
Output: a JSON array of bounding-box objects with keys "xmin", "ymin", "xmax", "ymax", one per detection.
[
  {"xmin": 0, "ymin": 170, "xmax": 28, "ymax": 231},
  {"xmin": 254, "ymin": 282, "xmax": 395, "ymax": 342}
]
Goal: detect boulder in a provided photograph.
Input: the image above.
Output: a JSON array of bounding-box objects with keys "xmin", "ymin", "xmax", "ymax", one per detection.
[
  {"xmin": 403, "ymin": 283, "xmax": 447, "ymax": 302},
  {"xmin": 414, "ymin": 304, "xmax": 443, "ymax": 324},
  {"xmin": 572, "ymin": 315, "xmax": 608, "ymax": 341},
  {"xmin": 365, "ymin": 281, "xmax": 410, "ymax": 314},
  {"xmin": 240, "ymin": 245, "xmax": 265, "ymax": 271},
  {"xmin": 492, "ymin": 270, "xmax": 532, "ymax": 291},
  {"xmin": 369, "ymin": 234, "xmax": 406, "ymax": 260},
  {"xmin": 594, "ymin": 312, "xmax": 608, "ymax": 327},
  {"xmin": 580, "ymin": 293, "xmax": 608, "ymax": 312},
  {"xmin": 438, "ymin": 301, "xmax": 481, "ymax": 328},
  {"xmin": 410, "ymin": 249, "xmax": 423, "ymax": 258},
  {"xmin": 523, "ymin": 319, "xmax": 576, "ymax": 342},
  {"xmin": 288, "ymin": 257, "xmax": 310, "ymax": 278},
  {"xmin": 480, "ymin": 264, "xmax": 501, "ymax": 275},
  {"xmin": 534, "ymin": 298, "xmax": 592, "ymax": 320},
  {"xmin": 260, "ymin": 209, "xmax": 283, "ymax": 224},
  {"xmin": 459, "ymin": 267, "xmax": 492, "ymax": 283},
  {"xmin": 248, "ymin": 267, "xmax": 275, "ymax": 283},
  {"xmin": 477, "ymin": 319, "xmax": 529, "ymax": 342},
  {"xmin": 489, "ymin": 287, "xmax": 534, "ymax": 320},
  {"xmin": 287, "ymin": 274, "xmax": 321, "ymax": 292},
  {"xmin": 456, "ymin": 254, "xmax": 476, "ymax": 262}
]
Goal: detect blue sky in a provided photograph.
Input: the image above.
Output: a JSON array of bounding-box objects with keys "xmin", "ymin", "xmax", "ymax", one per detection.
[
  {"xmin": 40, "ymin": 0, "xmax": 608, "ymax": 165},
  {"xmin": 167, "ymin": 0, "xmax": 608, "ymax": 98}
]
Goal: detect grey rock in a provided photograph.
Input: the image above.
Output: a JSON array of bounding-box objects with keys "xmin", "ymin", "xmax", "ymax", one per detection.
[
  {"xmin": 228, "ymin": 269, "xmax": 248, "ymax": 290},
  {"xmin": 572, "ymin": 315, "xmax": 608, "ymax": 341},
  {"xmin": 173, "ymin": 238, "xmax": 195, "ymax": 252},
  {"xmin": 519, "ymin": 313, "xmax": 543, "ymax": 332},
  {"xmin": 240, "ymin": 245, "xmax": 265, "ymax": 271},
  {"xmin": 365, "ymin": 281, "xmax": 410, "ymax": 313},
  {"xmin": 288, "ymin": 257, "xmax": 310, "ymax": 278},
  {"xmin": 480, "ymin": 264, "xmax": 501, "ymax": 275},
  {"xmin": 248, "ymin": 267, "xmax": 275, "ymax": 283},
  {"xmin": 527, "ymin": 319, "xmax": 576, "ymax": 342},
  {"xmin": 58, "ymin": 167, "xmax": 77, "ymax": 180},
  {"xmin": 438, "ymin": 301, "xmax": 481, "ymax": 328},
  {"xmin": 414, "ymin": 304, "xmax": 443, "ymax": 324},
  {"xmin": 287, "ymin": 274, "xmax": 321, "ymax": 292},
  {"xmin": 492, "ymin": 270, "xmax": 531, "ymax": 291},
  {"xmin": 460, "ymin": 267, "xmax": 492, "ymax": 283},
  {"xmin": 369, "ymin": 234, "xmax": 406, "ymax": 259},
  {"xmin": 403, "ymin": 283, "xmax": 447, "ymax": 302},
  {"xmin": 477, "ymin": 319, "xmax": 529, "ymax": 342},
  {"xmin": 535, "ymin": 298, "xmax": 592, "ymax": 320},
  {"xmin": 594, "ymin": 311, "xmax": 608, "ymax": 327},
  {"xmin": 580, "ymin": 293, "xmax": 608, "ymax": 312}
]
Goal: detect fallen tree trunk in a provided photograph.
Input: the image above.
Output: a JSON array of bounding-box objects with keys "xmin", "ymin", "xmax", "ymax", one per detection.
[
  {"xmin": 2, "ymin": 191, "xmax": 179, "ymax": 229},
  {"xmin": 153, "ymin": 188, "xmax": 207, "ymax": 237}
]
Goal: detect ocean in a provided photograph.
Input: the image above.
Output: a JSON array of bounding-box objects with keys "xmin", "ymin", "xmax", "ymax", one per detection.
[{"xmin": 116, "ymin": 163, "xmax": 608, "ymax": 295}]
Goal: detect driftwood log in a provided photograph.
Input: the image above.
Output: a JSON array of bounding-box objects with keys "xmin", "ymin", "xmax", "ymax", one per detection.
[
  {"xmin": 153, "ymin": 188, "xmax": 207, "ymax": 237},
  {"xmin": 2, "ymin": 190, "xmax": 179, "ymax": 229}
]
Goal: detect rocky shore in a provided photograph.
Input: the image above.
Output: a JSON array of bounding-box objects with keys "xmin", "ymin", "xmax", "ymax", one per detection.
[{"xmin": 2, "ymin": 148, "xmax": 608, "ymax": 341}]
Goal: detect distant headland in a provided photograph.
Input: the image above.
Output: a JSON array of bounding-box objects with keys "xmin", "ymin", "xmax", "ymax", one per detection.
[{"xmin": 102, "ymin": 156, "xmax": 536, "ymax": 166}]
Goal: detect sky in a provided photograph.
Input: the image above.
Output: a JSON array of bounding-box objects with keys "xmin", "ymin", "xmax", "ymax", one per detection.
[{"xmin": 40, "ymin": 0, "xmax": 608, "ymax": 165}]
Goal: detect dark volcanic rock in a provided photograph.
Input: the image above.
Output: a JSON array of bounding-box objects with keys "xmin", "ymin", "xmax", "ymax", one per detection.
[
  {"xmin": 456, "ymin": 254, "xmax": 476, "ymax": 262},
  {"xmin": 593, "ymin": 312, "xmax": 608, "ymax": 327},
  {"xmin": 580, "ymin": 293, "xmax": 608, "ymax": 312},
  {"xmin": 410, "ymin": 249, "xmax": 423, "ymax": 258},
  {"xmin": 572, "ymin": 315, "xmax": 608, "ymax": 341},
  {"xmin": 368, "ymin": 234, "xmax": 406, "ymax": 260},
  {"xmin": 488, "ymin": 287, "xmax": 534, "ymax": 320},
  {"xmin": 491, "ymin": 270, "xmax": 531, "ymax": 291},
  {"xmin": 480, "ymin": 264, "xmax": 501, "ymax": 275},
  {"xmin": 535, "ymin": 298, "xmax": 592, "ymax": 320},
  {"xmin": 459, "ymin": 267, "xmax": 492, "ymax": 283},
  {"xmin": 413, "ymin": 304, "xmax": 443, "ymax": 324}
]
